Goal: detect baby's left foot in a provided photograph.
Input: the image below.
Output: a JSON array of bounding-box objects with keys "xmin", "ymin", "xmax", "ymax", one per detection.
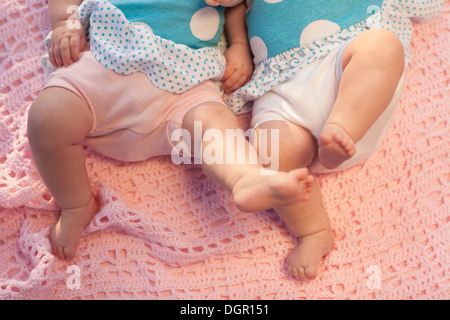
[
  {"xmin": 50, "ymin": 195, "xmax": 98, "ymax": 261},
  {"xmin": 318, "ymin": 123, "xmax": 356, "ymax": 169},
  {"xmin": 286, "ymin": 228, "xmax": 334, "ymax": 280}
]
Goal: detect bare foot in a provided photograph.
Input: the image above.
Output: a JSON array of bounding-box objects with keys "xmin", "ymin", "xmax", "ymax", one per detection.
[
  {"xmin": 50, "ymin": 194, "xmax": 98, "ymax": 261},
  {"xmin": 232, "ymin": 168, "xmax": 314, "ymax": 212},
  {"xmin": 286, "ymin": 228, "xmax": 334, "ymax": 280},
  {"xmin": 318, "ymin": 123, "xmax": 356, "ymax": 169}
]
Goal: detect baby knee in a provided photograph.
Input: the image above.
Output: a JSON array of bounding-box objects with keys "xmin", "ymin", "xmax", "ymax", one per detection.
[
  {"xmin": 254, "ymin": 127, "xmax": 315, "ymax": 170},
  {"xmin": 183, "ymin": 102, "xmax": 235, "ymax": 132},
  {"xmin": 27, "ymin": 99, "xmax": 54, "ymax": 143},
  {"xmin": 350, "ymin": 29, "xmax": 404, "ymax": 67},
  {"xmin": 286, "ymin": 139, "xmax": 316, "ymax": 168},
  {"xmin": 28, "ymin": 88, "xmax": 93, "ymax": 146},
  {"xmin": 27, "ymin": 95, "xmax": 74, "ymax": 146},
  {"xmin": 379, "ymin": 30, "xmax": 404, "ymax": 65},
  {"xmin": 368, "ymin": 30, "xmax": 405, "ymax": 67}
]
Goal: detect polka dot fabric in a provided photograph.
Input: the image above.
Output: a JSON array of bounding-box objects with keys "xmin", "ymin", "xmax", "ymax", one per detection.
[
  {"xmin": 42, "ymin": 0, "xmax": 226, "ymax": 94},
  {"xmin": 247, "ymin": 0, "xmax": 384, "ymax": 62},
  {"xmin": 108, "ymin": 0, "xmax": 225, "ymax": 50},
  {"xmin": 226, "ymin": 0, "xmax": 445, "ymax": 113}
]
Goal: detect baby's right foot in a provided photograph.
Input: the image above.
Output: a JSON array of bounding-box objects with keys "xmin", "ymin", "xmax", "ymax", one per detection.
[
  {"xmin": 50, "ymin": 195, "xmax": 98, "ymax": 261},
  {"xmin": 232, "ymin": 168, "xmax": 314, "ymax": 212},
  {"xmin": 318, "ymin": 123, "xmax": 356, "ymax": 169}
]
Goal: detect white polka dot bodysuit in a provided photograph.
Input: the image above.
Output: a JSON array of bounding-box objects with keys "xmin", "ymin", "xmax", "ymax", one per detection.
[
  {"xmin": 226, "ymin": 0, "xmax": 444, "ymax": 113},
  {"xmin": 42, "ymin": 0, "xmax": 227, "ymax": 94}
]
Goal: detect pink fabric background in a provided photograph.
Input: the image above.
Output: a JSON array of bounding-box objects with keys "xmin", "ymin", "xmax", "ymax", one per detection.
[{"xmin": 0, "ymin": 0, "xmax": 448, "ymax": 299}]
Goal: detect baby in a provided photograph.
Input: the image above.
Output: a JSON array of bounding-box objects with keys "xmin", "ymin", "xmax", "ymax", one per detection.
[
  {"xmin": 28, "ymin": 0, "xmax": 314, "ymax": 261},
  {"xmin": 222, "ymin": 0, "xmax": 444, "ymax": 280}
]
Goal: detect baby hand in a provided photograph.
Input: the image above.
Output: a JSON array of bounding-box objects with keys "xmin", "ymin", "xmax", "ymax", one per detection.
[
  {"xmin": 49, "ymin": 21, "xmax": 88, "ymax": 68},
  {"xmin": 221, "ymin": 42, "xmax": 254, "ymax": 93}
]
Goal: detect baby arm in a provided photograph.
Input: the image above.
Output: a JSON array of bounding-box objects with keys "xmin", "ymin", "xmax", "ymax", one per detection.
[
  {"xmin": 222, "ymin": 2, "xmax": 254, "ymax": 93},
  {"xmin": 208, "ymin": 1, "xmax": 254, "ymax": 93},
  {"xmin": 48, "ymin": 0, "xmax": 88, "ymax": 68}
]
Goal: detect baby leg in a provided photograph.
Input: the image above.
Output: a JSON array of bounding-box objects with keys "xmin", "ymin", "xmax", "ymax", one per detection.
[
  {"xmin": 319, "ymin": 29, "xmax": 405, "ymax": 169},
  {"xmin": 255, "ymin": 120, "xmax": 334, "ymax": 280},
  {"xmin": 27, "ymin": 87, "xmax": 97, "ymax": 261},
  {"xmin": 182, "ymin": 103, "xmax": 314, "ymax": 213}
]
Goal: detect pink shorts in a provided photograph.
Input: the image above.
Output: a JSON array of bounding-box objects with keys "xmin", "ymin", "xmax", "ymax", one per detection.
[{"xmin": 43, "ymin": 51, "xmax": 226, "ymax": 162}]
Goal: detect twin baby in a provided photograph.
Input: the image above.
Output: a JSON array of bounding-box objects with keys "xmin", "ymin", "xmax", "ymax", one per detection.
[{"xmin": 28, "ymin": 0, "xmax": 441, "ymax": 280}]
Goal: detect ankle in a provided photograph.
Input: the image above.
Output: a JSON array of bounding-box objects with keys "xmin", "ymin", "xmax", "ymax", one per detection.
[{"xmin": 60, "ymin": 193, "xmax": 97, "ymax": 213}]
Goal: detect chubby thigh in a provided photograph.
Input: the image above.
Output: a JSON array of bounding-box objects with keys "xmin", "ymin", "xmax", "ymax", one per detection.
[
  {"xmin": 251, "ymin": 40, "xmax": 404, "ymax": 173},
  {"xmin": 43, "ymin": 51, "xmax": 225, "ymax": 162}
]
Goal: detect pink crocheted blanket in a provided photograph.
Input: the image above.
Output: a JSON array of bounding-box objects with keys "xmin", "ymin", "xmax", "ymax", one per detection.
[{"xmin": 0, "ymin": 0, "xmax": 448, "ymax": 300}]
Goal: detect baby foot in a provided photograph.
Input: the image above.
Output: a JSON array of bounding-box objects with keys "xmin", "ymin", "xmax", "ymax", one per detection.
[
  {"xmin": 318, "ymin": 123, "xmax": 356, "ymax": 169},
  {"xmin": 286, "ymin": 228, "xmax": 334, "ymax": 280},
  {"xmin": 232, "ymin": 168, "xmax": 314, "ymax": 212},
  {"xmin": 50, "ymin": 195, "xmax": 98, "ymax": 261}
]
